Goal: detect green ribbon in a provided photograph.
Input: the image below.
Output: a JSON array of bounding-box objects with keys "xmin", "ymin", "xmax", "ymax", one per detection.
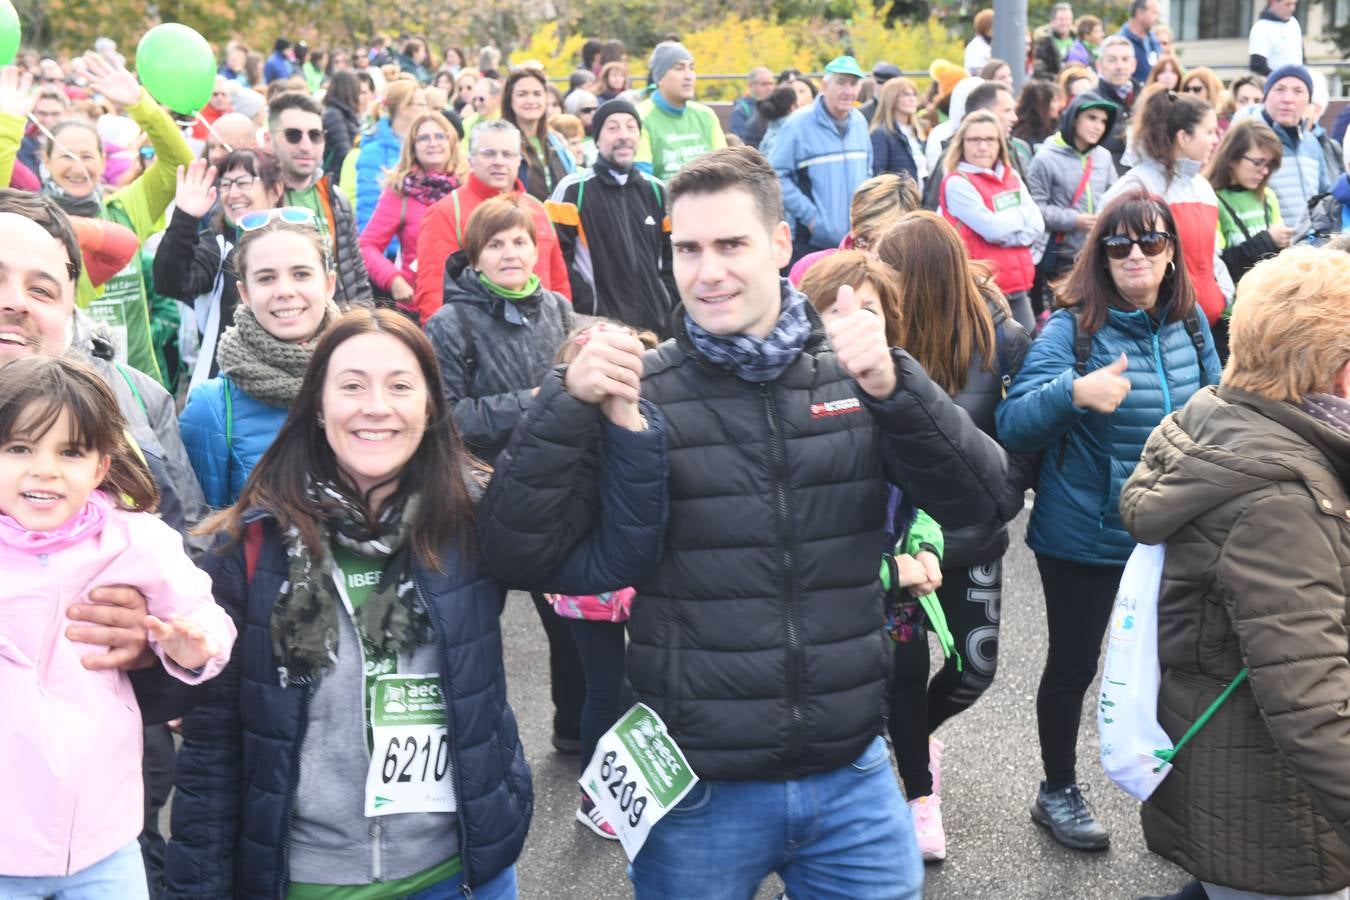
[{"xmin": 1152, "ymin": 668, "xmax": 1249, "ymax": 772}]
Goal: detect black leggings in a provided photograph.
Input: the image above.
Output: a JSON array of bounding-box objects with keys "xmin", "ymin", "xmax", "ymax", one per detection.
[
  {"xmin": 529, "ymin": 592, "xmax": 586, "ymax": 740},
  {"xmin": 568, "ymin": 617, "xmax": 627, "ymax": 775},
  {"xmin": 889, "ymin": 559, "xmax": 1003, "ymax": 799},
  {"xmin": 1034, "ymin": 553, "xmax": 1124, "ymax": 788}
]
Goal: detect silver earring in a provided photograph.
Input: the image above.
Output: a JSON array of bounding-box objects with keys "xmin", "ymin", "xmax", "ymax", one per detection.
[{"xmin": 317, "ymin": 413, "xmax": 325, "ymax": 427}]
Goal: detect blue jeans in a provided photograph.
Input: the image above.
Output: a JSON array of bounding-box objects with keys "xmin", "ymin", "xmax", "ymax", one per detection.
[
  {"xmin": 629, "ymin": 736, "xmax": 922, "ymax": 900},
  {"xmin": 0, "ymin": 841, "xmax": 148, "ymax": 899},
  {"xmin": 404, "ymin": 863, "xmax": 517, "ymax": 899}
]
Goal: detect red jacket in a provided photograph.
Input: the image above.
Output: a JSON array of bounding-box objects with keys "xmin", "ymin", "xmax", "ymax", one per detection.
[
  {"xmin": 413, "ymin": 173, "xmax": 571, "ymax": 323},
  {"xmin": 941, "ymin": 167, "xmax": 1036, "ymax": 295},
  {"xmin": 190, "ymin": 103, "xmax": 227, "ymax": 141}
]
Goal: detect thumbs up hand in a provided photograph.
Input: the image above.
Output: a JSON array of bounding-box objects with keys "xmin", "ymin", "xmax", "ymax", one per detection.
[
  {"xmin": 1071, "ymin": 352, "xmax": 1133, "ymax": 413},
  {"xmin": 824, "ymin": 284, "xmax": 896, "ymax": 400}
]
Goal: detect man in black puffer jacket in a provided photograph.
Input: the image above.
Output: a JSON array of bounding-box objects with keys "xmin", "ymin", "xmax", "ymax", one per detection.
[{"xmin": 479, "ymin": 147, "xmax": 1008, "ymax": 898}]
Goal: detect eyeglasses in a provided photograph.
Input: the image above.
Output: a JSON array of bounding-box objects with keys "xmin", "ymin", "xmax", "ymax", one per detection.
[
  {"xmin": 963, "ymin": 135, "xmax": 999, "ymax": 145},
  {"xmin": 1241, "ymin": 155, "xmax": 1273, "ymax": 171},
  {"xmin": 474, "ymin": 148, "xmax": 521, "ymax": 162},
  {"xmin": 1101, "ymin": 231, "xmax": 1173, "ymax": 259},
  {"xmin": 237, "ymin": 206, "xmax": 317, "ymax": 232},
  {"xmin": 277, "ymin": 127, "xmax": 324, "ymax": 145},
  {"xmin": 218, "ymin": 174, "xmax": 258, "ymax": 192},
  {"xmin": 414, "ymin": 132, "xmax": 451, "ymax": 146},
  {"xmin": 1182, "ymin": 83, "xmax": 1207, "ymax": 95}
]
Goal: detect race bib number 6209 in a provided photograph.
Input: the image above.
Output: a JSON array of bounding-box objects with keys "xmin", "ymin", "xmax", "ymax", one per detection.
[{"xmin": 580, "ymin": 703, "xmax": 698, "ymax": 860}]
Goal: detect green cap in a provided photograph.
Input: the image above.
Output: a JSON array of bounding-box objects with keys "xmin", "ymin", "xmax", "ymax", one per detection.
[{"xmin": 824, "ymin": 55, "xmax": 866, "ymax": 79}]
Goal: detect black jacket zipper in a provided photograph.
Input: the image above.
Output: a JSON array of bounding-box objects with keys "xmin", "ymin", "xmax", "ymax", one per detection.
[{"xmin": 762, "ymin": 384, "xmax": 805, "ymax": 768}]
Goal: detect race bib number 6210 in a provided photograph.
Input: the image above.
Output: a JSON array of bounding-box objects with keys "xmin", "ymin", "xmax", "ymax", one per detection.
[{"xmin": 364, "ymin": 674, "xmax": 455, "ymax": 817}]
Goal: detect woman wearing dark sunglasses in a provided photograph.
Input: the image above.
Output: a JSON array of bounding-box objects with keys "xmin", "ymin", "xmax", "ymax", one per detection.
[
  {"xmin": 996, "ymin": 189, "xmax": 1222, "ymax": 854},
  {"xmin": 1105, "ymin": 83, "xmax": 1233, "ymax": 330}
]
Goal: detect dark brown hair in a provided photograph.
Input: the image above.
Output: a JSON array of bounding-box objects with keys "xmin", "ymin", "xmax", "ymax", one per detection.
[
  {"xmin": 667, "ymin": 145, "xmax": 783, "ymax": 233},
  {"xmin": 0, "ymin": 356, "xmax": 157, "ymax": 512},
  {"xmin": 1204, "ymin": 119, "xmax": 1283, "ymax": 195},
  {"xmin": 1012, "ymin": 80, "xmax": 1064, "ymax": 146},
  {"xmin": 797, "ymin": 250, "xmax": 904, "ymax": 349},
  {"xmin": 875, "ymin": 211, "xmax": 998, "ymax": 395},
  {"xmin": 0, "ymin": 189, "xmax": 81, "ymax": 282},
  {"xmin": 462, "ymin": 194, "xmax": 537, "ymax": 266},
  {"xmin": 1132, "ymin": 83, "xmax": 1212, "ymax": 179},
  {"xmin": 204, "ymin": 308, "xmax": 479, "ymax": 568},
  {"xmin": 1057, "ymin": 188, "xmax": 1197, "ymax": 334}
]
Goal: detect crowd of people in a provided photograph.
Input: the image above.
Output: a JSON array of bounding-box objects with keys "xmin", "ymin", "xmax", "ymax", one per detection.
[{"xmin": 0, "ymin": 6, "xmax": 1349, "ymax": 900}]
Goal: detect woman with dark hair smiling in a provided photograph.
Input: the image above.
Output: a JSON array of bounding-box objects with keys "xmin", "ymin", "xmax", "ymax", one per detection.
[
  {"xmin": 501, "ymin": 68, "xmax": 575, "ymax": 200},
  {"xmin": 165, "ymin": 307, "xmax": 666, "ymax": 898},
  {"xmin": 997, "ymin": 188, "xmax": 1221, "ymax": 854}
]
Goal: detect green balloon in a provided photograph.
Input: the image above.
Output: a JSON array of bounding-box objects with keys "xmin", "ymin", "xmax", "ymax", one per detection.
[
  {"xmin": 0, "ymin": 0, "xmax": 20, "ymax": 67},
  {"xmin": 136, "ymin": 23, "xmax": 215, "ymax": 115}
]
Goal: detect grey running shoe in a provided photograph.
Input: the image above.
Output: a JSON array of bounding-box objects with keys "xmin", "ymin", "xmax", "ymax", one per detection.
[{"xmin": 1031, "ymin": 781, "xmax": 1110, "ymax": 851}]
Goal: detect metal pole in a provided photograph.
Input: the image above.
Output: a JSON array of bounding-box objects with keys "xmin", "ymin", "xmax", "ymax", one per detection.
[{"xmin": 992, "ymin": 0, "xmax": 1029, "ymax": 93}]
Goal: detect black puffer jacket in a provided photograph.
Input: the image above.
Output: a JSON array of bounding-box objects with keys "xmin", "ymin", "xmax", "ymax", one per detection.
[
  {"xmin": 323, "ymin": 178, "xmax": 374, "ymax": 307},
  {"xmin": 479, "ymin": 293, "xmax": 1009, "ymax": 781},
  {"xmin": 425, "ymin": 258, "xmax": 574, "ymax": 464},
  {"xmin": 940, "ymin": 299, "xmax": 1037, "ymax": 567},
  {"xmin": 322, "ymin": 100, "xmax": 361, "ymax": 182}
]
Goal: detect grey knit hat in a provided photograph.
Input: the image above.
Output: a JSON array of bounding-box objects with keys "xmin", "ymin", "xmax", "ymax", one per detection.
[{"xmin": 648, "ymin": 42, "xmax": 693, "ymax": 84}]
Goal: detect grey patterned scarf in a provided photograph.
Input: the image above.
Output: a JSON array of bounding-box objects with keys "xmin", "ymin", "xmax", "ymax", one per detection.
[{"xmin": 216, "ymin": 301, "xmax": 339, "ymax": 407}]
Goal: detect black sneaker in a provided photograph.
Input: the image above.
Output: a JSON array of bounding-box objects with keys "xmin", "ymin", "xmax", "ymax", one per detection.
[
  {"xmin": 551, "ymin": 732, "xmax": 581, "ymax": 754},
  {"xmin": 1031, "ymin": 781, "xmax": 1110, "ymax": 851}
]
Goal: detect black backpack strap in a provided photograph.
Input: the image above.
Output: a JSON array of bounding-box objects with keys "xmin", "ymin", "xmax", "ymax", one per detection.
[
  {"xmin": 1183, "ymin": 308, "xmax": 1208, "ymax": 387},
  {"xmin": 1069, "ymin": 305, "xmax": 1093, "ymax": 376},
  {"xmin": 1060, "ymin": 306, "xmax": 1093, "ymax": 470}
]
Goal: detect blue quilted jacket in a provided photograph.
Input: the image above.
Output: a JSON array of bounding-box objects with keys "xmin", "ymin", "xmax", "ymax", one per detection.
[
  {"xmin": 163, "ymin": 412, "xmax": 668, "ymax": 898},
  {"xmin": 354, "ymin": 117, "xmax": 403, "ymax": 233},
  {"xmin": 179, "ymin": 377, "xmax": 288, "ymax": 509},
  {"xmin": 995, "ymin": 305, "xmax": 1221, "ymax": 565}
]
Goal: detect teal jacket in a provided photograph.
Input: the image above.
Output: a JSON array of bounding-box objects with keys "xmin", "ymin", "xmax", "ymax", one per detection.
[{"xmin": 995, "ymin": 306, "xmax": 1221, "ymax": 565}]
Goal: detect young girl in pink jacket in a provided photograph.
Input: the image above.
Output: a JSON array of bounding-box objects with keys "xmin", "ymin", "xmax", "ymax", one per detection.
[{"xmin": 0, "ymin": 356, "xmax": 235, "ymax": 897}]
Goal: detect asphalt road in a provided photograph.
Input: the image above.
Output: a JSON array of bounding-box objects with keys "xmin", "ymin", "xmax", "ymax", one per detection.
[{"xmin": 503, "ymin": 509, "xmax": 1193, "ymax": 900}]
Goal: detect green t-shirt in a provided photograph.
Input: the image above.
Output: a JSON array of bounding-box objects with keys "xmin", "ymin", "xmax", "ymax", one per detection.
[
  {"xmin": 331, "ymin": 542, "xmax": 384, "ymax": 610},
  {"xmin": 285, "ymin": 183, "xmax": 335, "ymax": 258},
  {"xmin": 635, "ymin": 97, "xmax": 728, "ymax": 181},
  {"xmin": 286, "ymin": 855, "xmax": 462, "ymax": 900}
]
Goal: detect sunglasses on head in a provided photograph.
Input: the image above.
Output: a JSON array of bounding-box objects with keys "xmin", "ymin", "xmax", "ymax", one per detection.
[
  {"xmin": 1101, "ymin": 231, "xmax": 1172, "ymax": 260},
  {"xmin": 237, "ymin": 206, "xmax": 318, "ymax": 232},
  {"xmin": 279, "ymin": 127, "xmax": 324, "ymax": 145}
]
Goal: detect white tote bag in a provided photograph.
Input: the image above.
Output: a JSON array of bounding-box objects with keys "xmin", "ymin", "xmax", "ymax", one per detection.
[{"xmin": 1098, "ymin": 542, "xmax": 1173, "ymax": 801}]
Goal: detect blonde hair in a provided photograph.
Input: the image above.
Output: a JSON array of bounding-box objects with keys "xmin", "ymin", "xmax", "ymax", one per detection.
[
  {"xmin": 382, "ymin": 80, "xmax": 425, "ymax": 123},
  {"xmin": 871, "ymin": 77, "xmax": 925, "ymax": 138},
  {"xmin": 849, "ymin": 173, "xmax": 922, "ymax": 248},
  {"xmin": 550, "ymin": 113, "xmax": 584, "ymax": 141},
  {"xmin": 385, "ymin": 111, "xmax": 465, "ymax": 191},
  {"xmin": 1224, "ymin": 246, "xmax": 1350, "ymax": 402},
  {"xmin": 943, "ymin": 110, "xmax": 1010, "ymax": 174}
]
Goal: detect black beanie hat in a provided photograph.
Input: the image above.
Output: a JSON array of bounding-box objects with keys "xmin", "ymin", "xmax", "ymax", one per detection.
[{"xmin": 591, "ymin": 99, "xmax": 642, "ymax": 142}]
